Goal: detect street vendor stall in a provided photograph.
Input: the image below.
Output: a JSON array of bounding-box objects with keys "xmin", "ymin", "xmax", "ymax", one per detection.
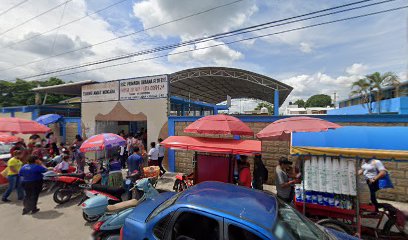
[
  {"xmin": 291, "ymin": 126, "xmax": 408, "ymax": 239},
  {"xmin": 161, "ymin": 136, "xmax": 261, "ymax": 185}
]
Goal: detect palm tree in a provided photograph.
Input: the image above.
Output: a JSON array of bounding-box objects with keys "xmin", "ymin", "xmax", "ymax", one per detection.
[
  {"xmin": 365, "ymin": 72, "xmax": 400, "ymax": 113},
  {"xmin": 350, "ymin": 78, "xmax": 372, "ymax": 113},
  {"xmin": 381, "ymin": 72, "xmax": 401, "ymax": 97}
]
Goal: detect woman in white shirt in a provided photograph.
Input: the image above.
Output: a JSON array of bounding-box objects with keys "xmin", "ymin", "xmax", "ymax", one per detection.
[
  {"xmin": 359, "ymin": 158, "xmax": 387, "ymax": 211},
  {"xmin": 54, "ymin": 156, "xmax": 70, "ymax": 173},
  {"xmin": 148, "ymin": 142, "xmax": 159, "ymax": 166}
]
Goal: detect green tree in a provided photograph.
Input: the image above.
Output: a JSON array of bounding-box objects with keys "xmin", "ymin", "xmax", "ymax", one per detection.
[
  {"xmin": 365, "ymin": 72, "xmax": 400, "ymax": 113},
  {"xmin": 293, "ymin": 99, "xmax": 305, "ymax": 108},
  {"xmin": 254, "ymin": 102, "xmax": 273, "ymax": 115},
  {"xmin": 350, "ymin": 78, "xmax": 372, "ymax": 113},
  {"xmin": 0, "ymin": 77, "xmax": 69, "ymax": 107},
  {"xmin": 305, "ymin": 94, "xmax": 332, "ymax": 108}
]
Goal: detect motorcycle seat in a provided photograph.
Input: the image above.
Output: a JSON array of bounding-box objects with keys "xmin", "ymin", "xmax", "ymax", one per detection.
[
  {"xmin": 106, "ymin": 199, "xmax": 140, "ymax": 212},
  {"xmin": 59, "ymin": 173, "xmax": 85, "ymax": 179},
  {"xmin": 91, "ymin": 184, "xmax": 125, "ymax": 197}
]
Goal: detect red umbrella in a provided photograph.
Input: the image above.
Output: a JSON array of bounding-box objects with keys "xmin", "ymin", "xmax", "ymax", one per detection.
[
  {"xmin": 0, "ymin": 134, "xmax": 22, "ymax": 143},
  {"xmin": 256, "ymin": 116, "xmax": 341, "ymax": 139},
  {"xmin": 0, "ymin": 117, "xmax": 50, "ymax": 134},
  {"xmin": 184, "ymin": 114, "xmax": 254, "ymax": 136},
  {"xmin": 80, "ymin": 133, "xmax": 126, "ymax": 152}
]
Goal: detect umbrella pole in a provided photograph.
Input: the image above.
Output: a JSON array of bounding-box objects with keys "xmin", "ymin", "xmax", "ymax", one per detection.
[{"xmin": 194, "ymin": 151, "xmax": 198, "ymax": 184}]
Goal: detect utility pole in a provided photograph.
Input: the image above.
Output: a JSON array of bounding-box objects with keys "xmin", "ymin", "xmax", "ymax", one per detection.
[{"xmin": 333, "ymin": 92, "xmax": 337, "ymax": 108}]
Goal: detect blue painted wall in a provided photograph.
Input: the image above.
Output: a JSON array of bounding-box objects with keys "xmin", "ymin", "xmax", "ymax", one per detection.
[{"xmin": 329, "ymin": 97, "xmax": 408, "ymax": 115}]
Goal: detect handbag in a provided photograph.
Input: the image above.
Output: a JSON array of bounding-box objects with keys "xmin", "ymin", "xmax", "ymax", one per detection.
[{"xmin": 378, "ymin": 172, "xmax": 394, "ymax": 189}]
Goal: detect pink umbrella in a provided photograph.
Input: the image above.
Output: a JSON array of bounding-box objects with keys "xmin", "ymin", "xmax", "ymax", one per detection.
[
  {"xmin": 256, "ymin": 116, "xmax": 341, "ymax": 140},
  {"xmin": 0, "ymin": 117, "xmax": 50, "ymax": 134},
  {"xmin": 0, "ymin": 134, "xmax": 22, "ymax": 143},
  {"xmin": 184, "ymin": 114, "xmax": 254, "ymax": 136},
  {"xmin": 80, "ymin": 133, "xmax": 126, "ymax": 152}
]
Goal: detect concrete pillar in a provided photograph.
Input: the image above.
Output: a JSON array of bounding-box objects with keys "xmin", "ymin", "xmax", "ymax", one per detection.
[{"xmin": 274, "ymin": 89, "xmax": 279, "ymax": 116}]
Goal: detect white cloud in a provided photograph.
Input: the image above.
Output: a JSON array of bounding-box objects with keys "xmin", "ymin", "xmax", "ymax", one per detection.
[
  {"xmin": 133, "ymin": 0, "xmax": 258, "ymax": 39},
  {"xmin": 346, "ymin": 63, "xmax": 368, "ymax": 75},
  {"xmin": 168, "ymin": 39, "xmax": 243, "ymax": 65},
  {"xmin": 0, "ymin": 0, "xmax": 173, "ymax": 81},
  {"xmin": 299, "ymin": 42, "xmax": 312, "ymax": 53},
  {"xmin": 281, "ymin": 64, "xmax": 368, "ymax": 105}
]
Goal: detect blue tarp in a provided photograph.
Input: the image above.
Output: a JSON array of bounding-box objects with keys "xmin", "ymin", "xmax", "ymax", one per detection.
[{"xmin": 292, "ymin": 126, "xmax": 408, "ymax": 151}]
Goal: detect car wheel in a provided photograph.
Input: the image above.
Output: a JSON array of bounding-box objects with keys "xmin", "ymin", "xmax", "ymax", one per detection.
[
  {"xmin": 53, "ymin": 187, "xmax": 72, "ymax": 204},
  {"xmin": 317, "ymin": 219, "xmax": 353, "ymax": 235}
]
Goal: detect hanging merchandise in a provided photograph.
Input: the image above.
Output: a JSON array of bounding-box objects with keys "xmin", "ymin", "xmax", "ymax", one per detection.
[
  {"xmin": 348, "ymin": 159, "xmax": 357, "ymax": 196},
  {"xmin": 304, "ymin": 159, "xmax": 312, "ymax": 191},
  {"xmin": 325, "ymin": 157, "xmax": 333, "ymax": 193},
  {"xmin": 332, "ymin": 158, "xmax": 342, "ymax": 194},
  {"xmin": 340, "ymin": 158, "xmax": 350, "ymax": 195},
  {"xmin": 295, "ymin": 184, "xmax": 303, "ymax": 202},
  {"xmin": 311, "ymin": 156, "xmax": 319, "ymax": 191},
  {"xmin": 318, "ymin": 156, "xmax": 326, "ymax": 192}
]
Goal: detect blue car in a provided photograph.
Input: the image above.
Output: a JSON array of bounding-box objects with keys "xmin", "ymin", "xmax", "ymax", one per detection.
[{"xmin": 121, "ymin": 181, "xmax": 356, "ymax": 240}]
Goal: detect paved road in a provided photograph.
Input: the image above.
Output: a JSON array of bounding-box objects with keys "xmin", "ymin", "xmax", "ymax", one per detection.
[
  {"xmin": 0, "ymin": 172, "xmax": 177, "ymax": 240},
  {"xmin": 0, "ymin": 190, "xmax": 92, "ymax": 240}
]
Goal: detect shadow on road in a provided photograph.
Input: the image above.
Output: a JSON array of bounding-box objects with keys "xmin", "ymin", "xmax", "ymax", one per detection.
[
  {"xmin": 32, "ymin": 210, "xmax": 63, "ymax": 220},
  {"xmin": 54, "ymin": 197, "xmax": 82, "ymax": 209}
]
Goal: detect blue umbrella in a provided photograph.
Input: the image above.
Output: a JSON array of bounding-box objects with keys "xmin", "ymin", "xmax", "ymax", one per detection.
[{"xmin": 35, "ymin": 114, "xmax": 62, "ymax": 125}]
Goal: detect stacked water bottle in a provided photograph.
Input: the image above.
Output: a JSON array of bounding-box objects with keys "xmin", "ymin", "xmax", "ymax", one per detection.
[{"xmin": 295, "ymin": 156, "xmax": 357, "ymax": 210}]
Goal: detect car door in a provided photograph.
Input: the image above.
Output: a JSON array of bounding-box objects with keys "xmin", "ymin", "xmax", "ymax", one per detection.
[
  {"xmin": 165, "ymin": 208, "xmax": 224, "ymax": 240},
  {"xmin": 223, "ymin": 219, "xmax": 270, "ymax": 240}
]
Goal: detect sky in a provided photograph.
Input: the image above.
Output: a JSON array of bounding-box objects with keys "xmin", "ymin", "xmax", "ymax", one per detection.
[{"xmin": 0, "ymin": 0, "xmax": 406, "ymax": 112}]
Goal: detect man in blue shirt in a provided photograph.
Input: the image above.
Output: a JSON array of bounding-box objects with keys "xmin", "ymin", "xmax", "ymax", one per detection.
[
  {"xmin": 19, "ymin": 156, "xmax": 48, "ymax": 215},
  {"xmin": 127, "ymin": 147, "xmax": 143, "ymax": 174}
]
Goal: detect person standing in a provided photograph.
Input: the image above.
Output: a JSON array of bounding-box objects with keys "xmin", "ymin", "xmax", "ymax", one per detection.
[
  {"xmin": 127, "ymin": 147, "xmax": 143, "ymax": 174},
  {"xmin": 71, "ymin": 145, "xmax": 85, "ymax": 173},
  {"xmin": 119, "ymin": 144, "xmax": 126, "ymax": 169},
  {"xmin": 73, "ymin": 134, "xmax": 83, "ymax": 147},
  {"xmin": 275, "ymin": 157, "xmax": 296, "ymax": 203},
  {"xmin": 253, "ymin": 154, "xmax": 268, "ymax": 190},
  {"xmin": 2, "ymin": 151, "xmax": 24, "ymax": 202},
  {"xmin": 19, "ymin": 156, "xmax": 48, "ymax": 215},
  {"xmin": 237, "ymin": 155, "xmax": 252, "ymax": 188},
  {"xmin": 148, "ymin": 142, "xmax": 159, "ymax": 166},
  {"xmin": 359, "ymin": 158, "xmax": 387, "ymax": 211},
  {"xmin": 157, "ymin": 138, "xmax": 166, "ymax": 175}
]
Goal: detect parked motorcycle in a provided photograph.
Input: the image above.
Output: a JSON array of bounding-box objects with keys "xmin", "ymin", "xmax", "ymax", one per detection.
[
  {"xmin": 83, "ymin": 178, "xmax": 159, "ymax": 240},
  {"xmin": 81, "ymin": 172, "xmax": 142, "ymax": 222},
  {"xmin": 52, "ymin": 174, "xmax": 87, "ymax": 204}
]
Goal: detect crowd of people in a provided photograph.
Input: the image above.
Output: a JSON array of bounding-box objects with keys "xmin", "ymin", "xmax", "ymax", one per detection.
[
  {"xmin": 118, "ymin": 129, "xmax": 167, "ymax": 177},
  {"xmin": 1, "ymin": 133, "xmax": 85, "ymax": 214}
]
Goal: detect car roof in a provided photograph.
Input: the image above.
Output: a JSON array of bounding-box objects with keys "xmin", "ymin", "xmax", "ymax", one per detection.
[{"xmin": 175, "ymin": 181, "xmax": 277, "ymax": 232}]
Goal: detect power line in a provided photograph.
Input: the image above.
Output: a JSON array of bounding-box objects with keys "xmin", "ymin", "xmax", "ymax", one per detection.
[
  {"xmin": 0, "ymin": 0, "xmax": 30, "ymax": 17},
  {"xmin": 0, "ymin": 0, "xmax": 73, "ymax": 37},
  {"xmin": 1, "ymin": 0, "xmax": 246, "ymax": 72},
  {"xmin": 15, "ymin": 0, "xmax": 399, "ymax": 79},
  {"xmin": 26, "ymin": 5, "xmax": 408, "ymax": 81},
  {"xmin": 0, "ymin": 0, "xmax": 130, "ymax": 50}
]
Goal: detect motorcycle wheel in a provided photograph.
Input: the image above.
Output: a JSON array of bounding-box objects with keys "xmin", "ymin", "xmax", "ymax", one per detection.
[
  {"xmin": 83, "ymin": 212, "xmax": 101, "ymax": 223},
  {"xmin": 382, "ymin": 218, "xmax": 407, "ymax": 236},
  {"xmin": 102, "ymin": 234, "xmax": 120, "ymax": 240},
  {"xmin": 53, "ymin": 187, "xmax": 72, "ymax": 204}
]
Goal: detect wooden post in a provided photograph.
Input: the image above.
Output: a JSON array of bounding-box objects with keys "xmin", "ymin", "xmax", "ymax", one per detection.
[{"xmin": 355, "ymin": 156, "xmax": 361, "ymax": 238}]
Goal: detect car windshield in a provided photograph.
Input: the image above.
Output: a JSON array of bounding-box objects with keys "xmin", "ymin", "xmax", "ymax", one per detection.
[
  {"xmin": 273, "ymin": 200, "xmax": 327, "ymax": 240},
  {"xmin": 147, "ymin": 192, "xmax": 181, "ymax": 222}
]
